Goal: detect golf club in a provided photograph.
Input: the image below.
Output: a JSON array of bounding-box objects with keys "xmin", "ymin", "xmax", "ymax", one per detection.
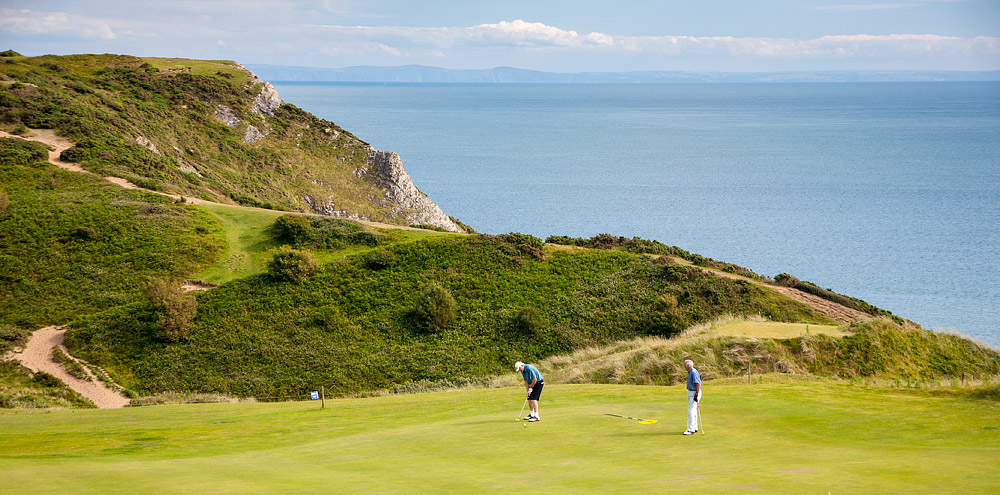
[
  {"xmin": 698, "ymin": 401, "xmax": 705, "ymax": 434},
  {"xmin": 516, "ymin": 397, "xmax": 527, "ymax": 421},
  {"xmin": 604, "ymin": 413, "xmax": 658, "ymax": 425}
]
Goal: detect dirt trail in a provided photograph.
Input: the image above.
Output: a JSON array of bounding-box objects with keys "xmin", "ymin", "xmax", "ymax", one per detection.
[
  {"xmin": 0, "ymin": 128, "xmax": 432, "ymax": 224},
  {"xmin": 3, "ymin": 326, "xmax": 130, "ymax": 408},
  {"xmin": 687, "ymin": 260, "xmax": 870, "ymax": 324}
]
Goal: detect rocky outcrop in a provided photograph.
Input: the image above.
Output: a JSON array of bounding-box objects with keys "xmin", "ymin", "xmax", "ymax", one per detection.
[
  {"xmin": 357, "ymin": 148, "xmax": 461, "ymax": 232},
  {"xmin": 214, "ymin": 105, "xmax": 239, "ymax": 127},
  {"xmin": 252, "ymin": 82, "xmax": 282, "ymax": 117},
  {"xmin": 135, "ymin": 135, "xmax": 159, "ymax": 154},
  {"xmin": 243, "ymin": 125, "xmax": 265, "ymax": 143}
]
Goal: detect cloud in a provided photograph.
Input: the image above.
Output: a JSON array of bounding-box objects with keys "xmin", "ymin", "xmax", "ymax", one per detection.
[
  {"xmin": 0, "ymin": 8, "xmax": 117, "ymax": 40},
  {"xmin": 303, "ymin": 19, "xmax": 617, "ymax": 52},
  {"xmin": 294, "ymin": 20, "xmax": 998, "ymax": 62}
]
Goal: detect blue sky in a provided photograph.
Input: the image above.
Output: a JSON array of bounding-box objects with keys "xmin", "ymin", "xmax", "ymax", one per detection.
[{"xmin": 1, "ymin": 0, "xmax": 998, "ymax": 72}]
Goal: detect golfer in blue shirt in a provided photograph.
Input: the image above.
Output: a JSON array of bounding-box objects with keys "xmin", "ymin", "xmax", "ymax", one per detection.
[
  {"xmin": 515, "ymin": 361, "xmax": 543, "ymax": 422},
  {"xmin": 684, "ymin": 359, "xmax": 701, "ymax": 435}
]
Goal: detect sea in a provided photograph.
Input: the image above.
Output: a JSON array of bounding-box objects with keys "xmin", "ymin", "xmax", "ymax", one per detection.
[{"xmin": 271, "ymin": 82, "xmax": 1000, "ymax": 347}]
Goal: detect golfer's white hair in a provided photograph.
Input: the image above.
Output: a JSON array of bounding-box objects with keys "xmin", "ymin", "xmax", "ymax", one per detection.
[{"xmin": 684, "ymin": 359, "xmax": 694, "ymax": 367}]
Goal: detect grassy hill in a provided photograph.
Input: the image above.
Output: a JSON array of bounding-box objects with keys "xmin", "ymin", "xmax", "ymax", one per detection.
[
  {"xmin": 65, "ymin": 233, "xmax": 832, "ymax": 399},
  {"xmin": 0, "ymin": 52, "xmax": 449, "ymax": 225},
  {"xmin": 1, "ymin": 382, "xmax": 998, "ymax": 494}
]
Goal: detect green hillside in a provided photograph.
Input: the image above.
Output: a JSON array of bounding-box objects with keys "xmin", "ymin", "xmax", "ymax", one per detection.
[
  {"xmin": 65, "ymin": 233, "xmax": 832, "ymax": 398},
  {"xmin": 0, "ymin": 52, "xmax": 442, "ymax": 224}
]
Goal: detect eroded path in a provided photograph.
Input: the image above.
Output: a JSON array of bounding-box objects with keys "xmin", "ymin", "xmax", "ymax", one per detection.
[{"xmin": 4, "ymin": 326, "xmax": 130, "ymax": 408}]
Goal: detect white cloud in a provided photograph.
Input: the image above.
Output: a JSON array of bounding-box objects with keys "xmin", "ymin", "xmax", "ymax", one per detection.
[
  {"xmin": 294, "ymin": 20, "xmax": 998, "ymax": 62},
  {"xmin": 0, "ymin": 8, "xmax": 117, "ymax": 40}
]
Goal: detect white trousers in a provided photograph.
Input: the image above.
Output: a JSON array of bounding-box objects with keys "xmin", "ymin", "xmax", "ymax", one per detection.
[{"xmin": 687, "ymin": 390, "xmax": 700, "ymax": 432}]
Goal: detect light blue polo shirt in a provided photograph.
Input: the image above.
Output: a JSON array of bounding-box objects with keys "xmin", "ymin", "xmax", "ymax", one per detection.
[
  {"xmin": 686, "ymin": 368, "xmax": 701, "ymax": 391},
  {"xmin": 521, "ymin": 364, "xmax": 543, "ymax": 384}
]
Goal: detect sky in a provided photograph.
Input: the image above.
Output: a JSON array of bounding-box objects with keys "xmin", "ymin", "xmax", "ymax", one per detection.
[{"xmin": 1, "ymin": 0, "xmax": 998, "ymax": 72}]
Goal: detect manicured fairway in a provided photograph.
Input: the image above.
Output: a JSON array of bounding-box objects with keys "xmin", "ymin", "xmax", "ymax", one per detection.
[{"xmin": 1, "ymin": 383, "xmax": 998, "ymax": 494}]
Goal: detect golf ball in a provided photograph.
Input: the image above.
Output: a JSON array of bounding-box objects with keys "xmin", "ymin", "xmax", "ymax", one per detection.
[{"xmin": 523, "ymin": 423, "xmax": 527, "ymax": 427}]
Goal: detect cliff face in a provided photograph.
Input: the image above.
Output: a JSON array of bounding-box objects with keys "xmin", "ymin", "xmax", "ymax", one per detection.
[
  {"xmin": 360, "ymin": 149, "xmax": 460, "ymax": 232},
  {"xmin": 228, "ymin": 66, "xmax": 460, "ymax": 231}
]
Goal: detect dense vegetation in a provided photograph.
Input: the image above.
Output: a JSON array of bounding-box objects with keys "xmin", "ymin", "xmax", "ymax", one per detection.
[
  {"xmin": 66, "ymin": 234, "xmax": 831, "ymax": 399},
  {"xmin": 0, "ymin": 53, "xmax": 435, "ymax": 225},
  {"xmin": 548, "ymin": 233, "xmax": 896, "ymax": 317},
  {"xmin": 0, "ymin": 144, "xmax": 223, "ymax": 329}
]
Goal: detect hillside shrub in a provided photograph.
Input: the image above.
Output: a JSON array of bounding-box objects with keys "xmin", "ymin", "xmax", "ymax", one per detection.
[
  {"xmin": 414, "ymin": 283, "xmax": 457, "ymax": 333},
  {"xmin": 267, "ymin": 246, "xmax": 317, "ymax": 282},
  {"xmin": 513, "ymin": 306, "xmax": 545, "ymax": 335},
  {"xmin": 272, "ymin": 214, "xmax": 311, "ymax": 244},
  {"xmin": 145, "ymin": 279, "xmax": 198, "ymax": 342},
  {"xmin": 364, "ymin": 249, "xmax": 397, "ymax": 270},
  {"xmin": 0, "ymin": 324, "xmax": 29, "ymax": 354},
  {"xmin": 59, "ymin": 145, "xmax": 88, "ymax": 163},
  {"xmin": 774, "ymin": 273, "xmax": 800, "ymax": 287},
  {"xmin": 0, "ymin": 137, "xmax": 47, "ymax": 166}
]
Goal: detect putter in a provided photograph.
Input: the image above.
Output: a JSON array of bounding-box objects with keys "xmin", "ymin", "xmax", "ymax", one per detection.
[
  {"xmin": 516, "ymin": 398, "xmax": 527, "ymax": 421},
  {"xmin": 698, "ymin": 401, "xmax": 705, "ymax": 435},
  {"xmin": 604, "ymin": 413, "xmax": 658, "ymax": 425}
]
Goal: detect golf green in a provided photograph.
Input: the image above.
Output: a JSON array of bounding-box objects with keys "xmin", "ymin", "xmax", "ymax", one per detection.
[{"xmin": 1, "ymin": 382, "xmax": 997, "ymax": 494}]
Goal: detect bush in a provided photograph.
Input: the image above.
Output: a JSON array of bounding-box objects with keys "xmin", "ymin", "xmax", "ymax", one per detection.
[
  {"xmin": 267, "ymin": 246, "xmax": 317, "ymax": 282},
  {"xmin": 59, "ymin": 146, "xmax": 88, "ymax": 163},
  {"xmin": 0, "ymin": 137, "xmax": 48, "ymax": 166},
  {"xmin": 364, "ymin": 249, "xmax": 397, "ymax": 270},
  {"xmin": 272, "ymin": 214, "xmax": 311, "ymax": 245},
  {"xmin": 774, "ymin": 273, "xmax": 800, "ymax": 287},
  {"xmin": 415, "ymin": 283, "xmax": 457, "ymax": 332},
  {"xmin": 145, "ymin": 279, "xmax": 198, "ymax": 342},
  {"xmin": 0, "ymin": 324, "xmax": 30, "ymax": 354},
  {"xmin": 513, "ymin": 306, "xmax": 545, "ymax": 335},
  {"xmin": 0, "ymin": 50, "xmax": 21, "ymax": 57}
]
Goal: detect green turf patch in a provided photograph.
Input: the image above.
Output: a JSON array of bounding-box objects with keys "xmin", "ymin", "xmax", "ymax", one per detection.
[{"xmin": 0, "ymin": 383, "xmax": 996, "ymax": 494}]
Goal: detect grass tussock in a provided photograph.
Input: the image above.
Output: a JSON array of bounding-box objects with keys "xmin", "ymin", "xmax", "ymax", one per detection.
[
  {"xmin": 0, "ymin": 361, "xmax": 95, "ymax": 408},
  {"xmin": 128, "ymin": 392, "xmax": 255, "ymax": 407},
  {"xmin": 540, "ymin": 316, "xmax": 1000, "ymax": 388}
]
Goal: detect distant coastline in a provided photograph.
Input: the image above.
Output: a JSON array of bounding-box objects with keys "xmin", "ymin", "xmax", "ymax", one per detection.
[{"xmin": 247, "ymin": 64, "xmax": 1000, "ymax": 84}]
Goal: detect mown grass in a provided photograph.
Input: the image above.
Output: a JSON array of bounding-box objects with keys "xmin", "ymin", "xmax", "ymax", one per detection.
[
  {"xmin": 193, "ymin": 203, "xmax": 455, "ymax": 284},
  {"xmin": 0, "ymin": 383, "xmax": 997, "ymax": 494},
  {"xmin": 66, "ymin": 234, "xmax": 832, "ymax": 399}
]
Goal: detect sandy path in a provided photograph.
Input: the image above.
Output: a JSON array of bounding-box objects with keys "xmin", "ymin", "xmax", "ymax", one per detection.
[
  {"xmin": 0, "ymin": 129, "xmax": 434, "ymax": 224},
  {"xmin": 4, "ymin": 326, "xmax": 131, "ymax": 408},
  {"xmin": 769, "ymin": 285, "xmax": 870, "ymax": 324},
  {"xmin": 692, "ymin": 262, "xmax": 870, "ymax": 324}
]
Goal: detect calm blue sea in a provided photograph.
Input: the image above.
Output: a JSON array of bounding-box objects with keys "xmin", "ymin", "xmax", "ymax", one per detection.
[{"xmin": 272, "ymin": 82, "xmax": 1000, "ymax": 346}]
